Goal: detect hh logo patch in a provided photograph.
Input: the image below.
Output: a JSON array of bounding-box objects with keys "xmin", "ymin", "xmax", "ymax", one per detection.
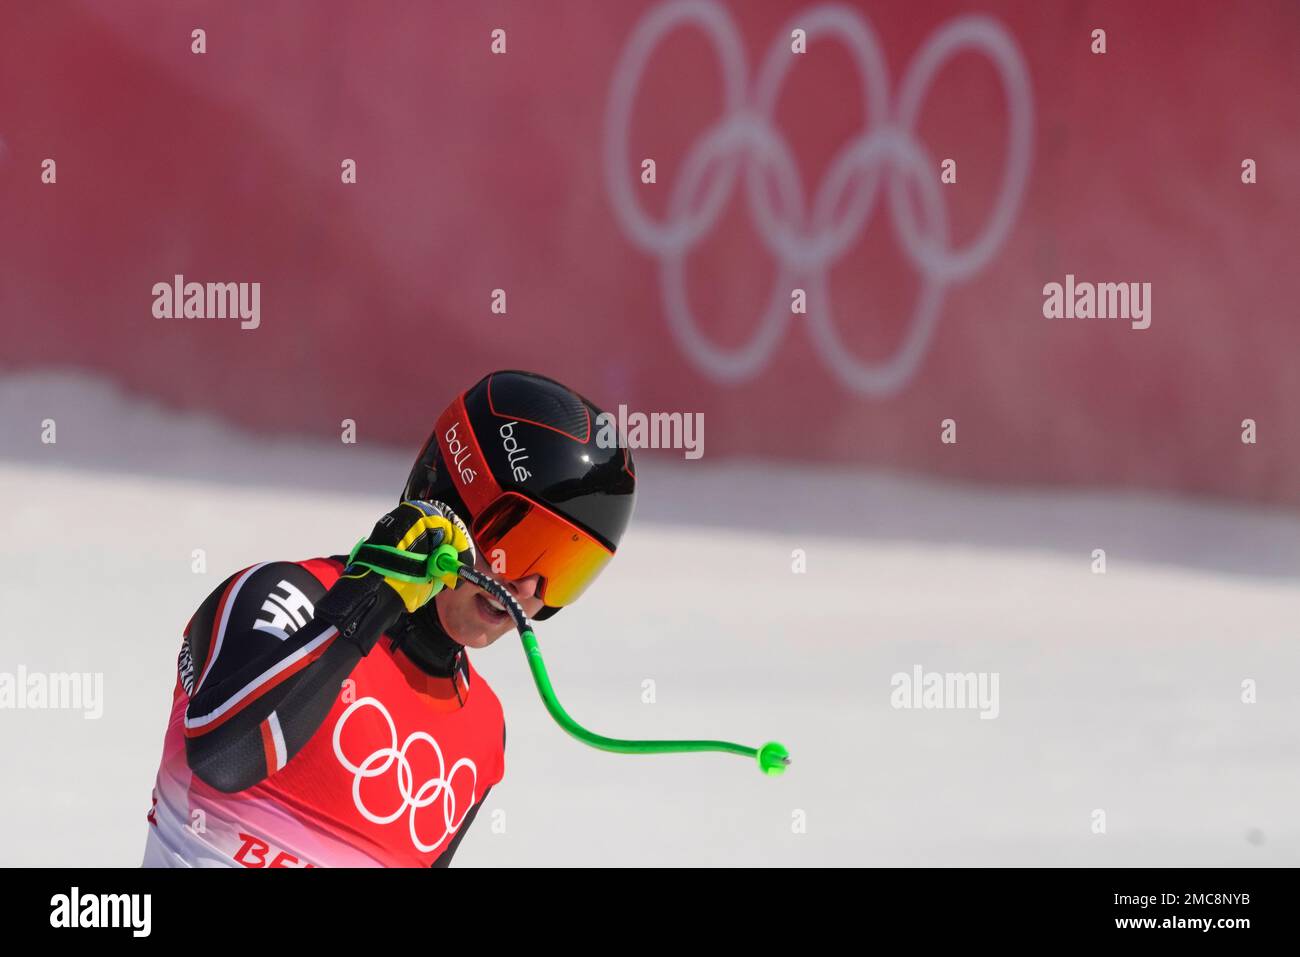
[{"xmin": 253, "ymin": 580, "xmax": 315, "ymax": 640}]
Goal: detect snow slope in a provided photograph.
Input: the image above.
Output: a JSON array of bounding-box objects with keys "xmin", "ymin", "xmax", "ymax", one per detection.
[{"xmin": 2, "ymin": 373, "xmax": 1298, "ymax": 866}]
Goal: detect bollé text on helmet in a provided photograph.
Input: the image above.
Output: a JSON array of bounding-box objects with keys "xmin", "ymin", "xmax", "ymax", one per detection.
[
  {"xmin": 443, "ymin": 422, "xmax": 477, "ymax": 485},
  {"xmin": 498, "ymin": 421, "xmax": 532, "ymax": 483}
]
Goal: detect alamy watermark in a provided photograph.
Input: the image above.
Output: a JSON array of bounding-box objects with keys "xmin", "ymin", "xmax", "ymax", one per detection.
[
  {"xmin": 0, "ymin": 667, "xmax": 103, "ymax": 719},
  {"xmin": 152, "ymin": 274, "xmax": 260, "ymax": 329},
  {"xmin": 49, "ymin": 888, "xmax": 150, "ymax": 937},
  {"xmin": 890, "ymin": 665, "xmax": 999, "ymax": 719},
  {"xmin": 595, "ymin": 405, "xmax": 703, "ymax": 459},
  {"xmin": 1042, "ymin": 274, "xmax": 1151, "ymax": 330}
]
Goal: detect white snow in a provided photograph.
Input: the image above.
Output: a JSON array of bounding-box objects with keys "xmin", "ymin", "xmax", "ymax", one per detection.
[{"xmin": 2, "ymin": 371, "xmax": 1298, "ymax": 865}]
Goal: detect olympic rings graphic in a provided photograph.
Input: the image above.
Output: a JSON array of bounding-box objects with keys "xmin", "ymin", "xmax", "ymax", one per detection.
[
  {"xmin": 604, "ymin": 1, "xmax": 1034, "ymax": 395},
  {"xmin": 332, "ymin": 696, "xmax": 478, "ymax": 854}
]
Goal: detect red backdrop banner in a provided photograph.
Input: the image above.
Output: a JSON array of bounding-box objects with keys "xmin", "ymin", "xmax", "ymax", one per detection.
[{"xmin": 1, "ymin": 1, "xmax": 1296, "ymax": 501}]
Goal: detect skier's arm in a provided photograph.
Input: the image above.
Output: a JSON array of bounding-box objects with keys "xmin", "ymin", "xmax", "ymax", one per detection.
[
  {"xmin": 182, "ymin": 502, "xmax": 471, "ymax": 794},
  {"xmin": 181, "ymin": 561, "xmax": 388, "ymax": 793}
]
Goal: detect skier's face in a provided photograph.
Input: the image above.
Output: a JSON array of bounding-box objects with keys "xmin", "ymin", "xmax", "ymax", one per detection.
[{"xmin": 433, "ymin": 560, "xmax": 545, "ymax": 649}]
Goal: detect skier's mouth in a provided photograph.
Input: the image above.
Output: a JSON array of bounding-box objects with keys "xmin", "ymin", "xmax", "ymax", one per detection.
[{"xmin": 474, "ymin": 591, "xmax": 509, "ymax": 625}]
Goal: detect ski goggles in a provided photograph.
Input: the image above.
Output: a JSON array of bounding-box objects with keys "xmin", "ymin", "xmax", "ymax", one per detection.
[{"xmin": 468, "ymin": 492, "xmax": 614, "ymax": 608}]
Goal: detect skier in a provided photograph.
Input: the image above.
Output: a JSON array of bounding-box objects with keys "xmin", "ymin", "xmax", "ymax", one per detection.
[{"xmin": 143, "ymin": 370, "xmax": 636, "ymax": 867}]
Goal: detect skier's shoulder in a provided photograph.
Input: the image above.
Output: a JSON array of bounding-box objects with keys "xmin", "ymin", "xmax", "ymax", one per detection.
[
  {"xmin": 193, "ymin": 556, "xmax": 341, "ymax": 614},
  {"xmin": 184, "ymin": 557, "xmax": 342, "ymax": 658}
]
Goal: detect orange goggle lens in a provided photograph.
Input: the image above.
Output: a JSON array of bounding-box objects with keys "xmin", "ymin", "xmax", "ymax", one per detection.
[{"xmin": 471, "ymin": 493, "xmax": 613, "ymax": 607}]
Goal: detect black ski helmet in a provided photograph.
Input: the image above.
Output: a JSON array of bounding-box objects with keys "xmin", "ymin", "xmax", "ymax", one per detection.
[{"xmin": 403, "ymin": 370, "xmax": 636, "ymax": 616}]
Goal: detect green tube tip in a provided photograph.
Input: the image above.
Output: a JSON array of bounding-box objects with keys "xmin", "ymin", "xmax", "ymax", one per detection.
[
  {"xmin": 757, "ymin": 741, "xmax": 790, "ymax": 776},
  {"xmin": 432, "ymin": 545, "xmax": 460, "ymax": 575}
]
